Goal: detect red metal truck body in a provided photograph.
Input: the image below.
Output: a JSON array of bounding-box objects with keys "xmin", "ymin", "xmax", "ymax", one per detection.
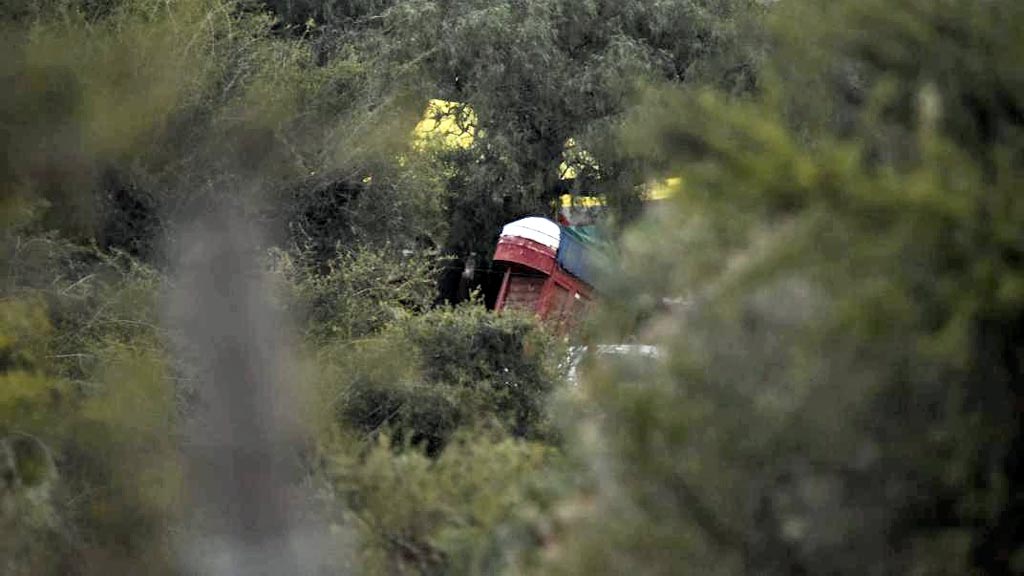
[{"xmin": 492, "ymin": 220, "xmax": 593, "ymax": 333}]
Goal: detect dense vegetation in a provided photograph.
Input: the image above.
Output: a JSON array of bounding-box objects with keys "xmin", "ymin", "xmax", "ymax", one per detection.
[{"xmin": 1, "ymin": 0, "xmax": 1021, "ymax": 575}]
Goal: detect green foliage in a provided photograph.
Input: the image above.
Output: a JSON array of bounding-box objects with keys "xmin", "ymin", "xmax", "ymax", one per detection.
[
  {"xmin": 4, "ymin": 0, "xmax": 763, "ymax": 279},
  {"xmin": 421, "ymin": 0, "xmax": 764, "ymax": 252},
  {"xmin": 327, "ymin": 431, "xmax": 555, "ymax": 576},
  {"xmin": 766, "ymin": 0, "xmax": 1023, "ymax": 164},
  {"xmin": 321, "ymin": 303, "xmax": 561, "ymax": 454},
  {"xmin": 301, "ymin": 294, "xmax": 565, "ymax": 575},
  {"xmin": 542, "ymin": 0, "xmax": 1024, "ymax": 574},
  {"xmin": 400, "ymin": 304, "xmax": 559, "ymax": 439},
  {"xmin": 2, "ymin": 0, "xmax": 449, "ymax": 261},
  {"xmin": 0, "ymin": 297, "xmax": 64, "ymax": 434},
  {"xmin": 0, "ymin": 227, "xmax": 180, "ymax": 574},
  {"xmin": 261, "ymin": 0, "xmax": 764, "ymax": 256},
  {"xmin": 0, "ymin": 297, "xmax": 64, "ymax": 575},
  {"xmin": 272, "ymin": 244, "xmax": 440, "ymax": 342},
  {"xmin": 9, "ymin": 1, "xmax": 1019, "ymax": 575},
  {"xmin": 68, "ymin": 344, "xmax": 180, "ymax": 575}
]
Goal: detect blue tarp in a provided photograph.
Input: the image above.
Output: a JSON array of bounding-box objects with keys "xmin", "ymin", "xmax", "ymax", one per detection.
[{"xmin": 556, "ymin": 226, "xmax": 604, "ymax": 287}]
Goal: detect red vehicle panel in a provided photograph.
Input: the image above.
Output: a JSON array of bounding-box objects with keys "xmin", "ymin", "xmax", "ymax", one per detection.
[{"xmin": 493, "ymin": 229, "xmax": 593, "ymax": 334}]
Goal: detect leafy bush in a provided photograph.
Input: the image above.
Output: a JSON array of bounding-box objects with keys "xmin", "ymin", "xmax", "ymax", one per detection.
[
  {"xmin": 321, "ymin": 302, "xmax": 562, "ymax": 455},
  {"xmin": 541, "ymin": 1, "xmax": 1024, "ymax": 574},
  {"xmin": 327, "ymin": 432, "xmax": 556, "ymax": 576},
  {"xmin": 0, "ymin": 231, "xmax": 181, "ymax": 575},
  {"xmin": 271, "ymin": 244, "xmax": 439, "ymax": 342},
  {"xmin": 298, "ymin": 291, "xmax": 567, "ymax": 576}
]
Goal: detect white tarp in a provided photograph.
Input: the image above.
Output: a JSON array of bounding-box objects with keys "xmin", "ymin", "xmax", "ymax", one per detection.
[{"xmin": 499, "ymin": 217, "xmax": 561, "ymax": 250}]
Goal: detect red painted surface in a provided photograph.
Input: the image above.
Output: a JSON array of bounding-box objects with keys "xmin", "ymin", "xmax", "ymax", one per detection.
[
  {"xmin": 495, "ymin": 267, "xmax": 511, "ymax": 311},
  {"xmin": 493, "ymin": 236, "xmax": 556, "ymax": 274},
  {"xmin": 503, "ymin": 272, "xmax": 547, "ymax": 313},
  {"xmin": 493, "ymin": 233, "xmax": 593, "ymax": 333}
]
